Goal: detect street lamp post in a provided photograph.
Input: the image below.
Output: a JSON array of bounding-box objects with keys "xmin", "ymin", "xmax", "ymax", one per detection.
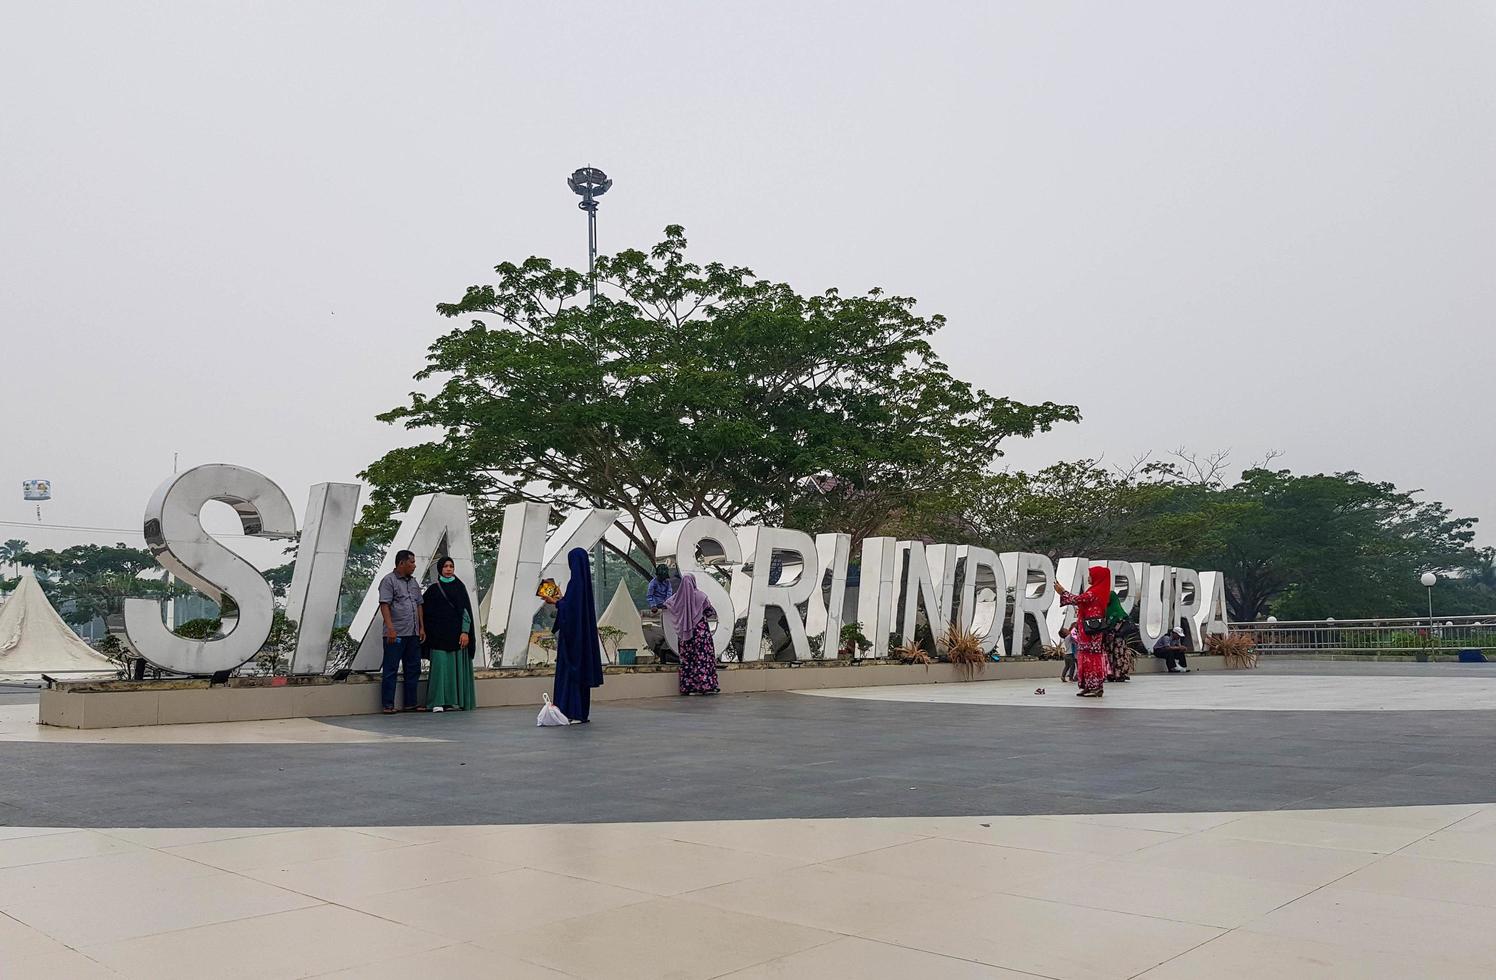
[
  {"xmin": 567, "ymin": 166, "xmax": 613, "ymax": 602},
  {"xmin": 1421, "ymin": 572, "xmax": 1437, "ymax": 660}
]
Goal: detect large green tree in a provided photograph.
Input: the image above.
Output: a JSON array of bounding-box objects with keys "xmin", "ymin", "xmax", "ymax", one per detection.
[
  {"xmin": 362, "ymin": 226, "xmax": 1077, "ymax": 572},
  {"xmin": 945, "ymin": 456, "xmax": 1481, "ymax": 622},
  {"xmin": 15, "ymin": 543, "xmax": 175, "ymax": 625}
]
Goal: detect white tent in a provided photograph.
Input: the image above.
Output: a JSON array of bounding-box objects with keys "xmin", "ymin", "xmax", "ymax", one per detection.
[
  {"xmin": 597, "ymin": 582, "xmax": 647, "ymax": 656},
  {"xmin": 0, "ymin": 571, "xmax": 117, "ymax": 680}
]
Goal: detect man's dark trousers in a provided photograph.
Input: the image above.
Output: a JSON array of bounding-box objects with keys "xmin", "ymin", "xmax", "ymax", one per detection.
[{"xmin": 382, "ymin": 635, "xmax": 422, "ymax": 709}]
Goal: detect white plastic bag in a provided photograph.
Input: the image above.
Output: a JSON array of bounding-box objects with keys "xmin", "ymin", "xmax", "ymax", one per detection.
[{"xmin": 536, "ymin": 692, "xmax": 570, "ymax": 727}]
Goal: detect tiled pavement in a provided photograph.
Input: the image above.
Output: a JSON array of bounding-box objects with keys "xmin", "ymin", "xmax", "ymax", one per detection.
[
  {"xmin": 2, "ymin": 804, "xmax": 1495, "ymax": 978},
  {"xmin": 4, "ymin": 663, "xmax": 1496, "ymax": 977}
]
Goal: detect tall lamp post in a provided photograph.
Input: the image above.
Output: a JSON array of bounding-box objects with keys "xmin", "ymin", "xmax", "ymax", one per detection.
[
  {"xmin": 1421, "ymin": 572, "xmax": 1437, "ymax": 660},
  {"xmin": 567, "ymin": 167, "xmax": 612, "ymax": 305},
  {"xmin": 567, "ymin": 166, "xmax": 613, "ymax": 601}
]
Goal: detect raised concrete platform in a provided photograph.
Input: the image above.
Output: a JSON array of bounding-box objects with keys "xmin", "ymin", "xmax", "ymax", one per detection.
[{"xmin": 37, "ymin": 656, "xmax": 1227, "ymax": 728}]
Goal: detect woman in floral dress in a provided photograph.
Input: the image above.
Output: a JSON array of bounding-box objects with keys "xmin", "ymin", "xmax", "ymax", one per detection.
[
  {"xmin": 1054, "ymin": 565, "xmax": 1112, "ymax": 698},
  {"xmin": 664, "ymin": 573, "xmax": 720, "ymax": 695}
]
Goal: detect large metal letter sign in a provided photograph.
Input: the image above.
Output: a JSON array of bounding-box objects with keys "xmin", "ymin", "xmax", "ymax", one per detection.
[
  {"xmin": 284, "ymin": 482, "xmax": 360, "ymax": 674},
  {"xmin": 804, "ymin": 532, "xmax": 850, "ymax": 657},
  {"xmin": 349, "ymin": 494, "xmax": 484, "ymax": 670},
  {"xmin": 1001, "ymin": 552, "xmax": 1056, "ymax": 652},
  {"xmin": 902, "ymin": 542, "xmax": 957, "ymax": 649},
  {"xmin": 1195, "ymin": 571, "xmax": 1230, "ymax": 642},
  {"xmin": 124, "ymin": 464, "xmax": 297, "ymax": 674},
  {"xmin": 657, "ymin": 516, "xmax": 741, "ymax": 657},
  {"xmin": 856, "ymin": 536, "xmax": 898, "ymax": 658},
  {"xmin": 956, "ymin": 545, "xmax": 1007, "ymax": 656},
  {"xmin": 484, "ymin": 503, "xmax": 618, "ymax": 667},
  {"xmin": 1107, "ymin": 560, "xmax": 1141, "ymax": 617},
  {"xmin": 735, "ymin": 525, "xmax": 819, "ymax": 661},
  {"xmin": 1135, "ymin": 562, "xmax": 1175, "ymax": 648},
  {"xmin": 1171, "ymin": 567, "xmax": 1204, "ymax": 650}
]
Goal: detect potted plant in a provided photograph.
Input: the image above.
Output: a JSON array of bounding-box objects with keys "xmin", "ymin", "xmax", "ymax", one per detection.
[
  {"xmin": 838, "ymin": 623, "xmax": 871, "ymax": 660},
  {"xmin": 597, "ymin": 625, "xmax": 631, "ymax": 665}
]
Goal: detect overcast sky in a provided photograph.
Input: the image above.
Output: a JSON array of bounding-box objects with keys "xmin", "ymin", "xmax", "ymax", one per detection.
[{"xmin": 2, "ymin": 1, "xmax": 1493, "ymax": 564}]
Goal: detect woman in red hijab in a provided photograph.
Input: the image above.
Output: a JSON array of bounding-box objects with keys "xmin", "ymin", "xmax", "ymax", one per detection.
[{"xmin": 1054, "ymin": 565, "xmax": 1111, "ymax": 698}]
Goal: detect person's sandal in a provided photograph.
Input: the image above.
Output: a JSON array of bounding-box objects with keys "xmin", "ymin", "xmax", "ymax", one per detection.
[{"xmin": 382, "ymin": 707, "xmax": 397, "ymax": 714}]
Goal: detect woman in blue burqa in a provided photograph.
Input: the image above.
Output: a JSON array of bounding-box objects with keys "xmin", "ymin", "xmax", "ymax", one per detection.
[{"xmin": 545, "ymin": 547, "xmax": 605, "ymax": 723}]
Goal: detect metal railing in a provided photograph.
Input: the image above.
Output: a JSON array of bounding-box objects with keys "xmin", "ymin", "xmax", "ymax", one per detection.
[{"xmin": 1229, "ymin": 615, "xmax": 1496, "ymax": 655}]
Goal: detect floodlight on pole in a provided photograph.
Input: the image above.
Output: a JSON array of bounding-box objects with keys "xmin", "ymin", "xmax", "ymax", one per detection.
[
  {"xmin": 567, "ymin": 166, "xmax": 612, "ymax": 306},
  {"xmin": 566, "ymin": 166, "xmax": 613, "ymax": 603}
]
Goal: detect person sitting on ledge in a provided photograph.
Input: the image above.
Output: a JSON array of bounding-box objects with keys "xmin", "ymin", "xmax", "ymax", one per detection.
[
  {"xmin": 647, "ymin": 564, "xmax": 674, "ymax": 611},
  {"xmin": 1153, "ymin": 627, "xmax": 1191, "ymax": 673}
]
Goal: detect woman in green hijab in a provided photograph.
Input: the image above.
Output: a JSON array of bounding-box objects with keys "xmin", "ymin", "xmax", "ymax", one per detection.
[{"xmin": 422, "ymin": 556, "xmax": 477, "ymax": 712}]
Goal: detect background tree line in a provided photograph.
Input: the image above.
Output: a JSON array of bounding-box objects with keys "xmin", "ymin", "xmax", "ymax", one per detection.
[{"xmin": 4, "ymin": 228, "xmax": 1484, "ymax": 631}]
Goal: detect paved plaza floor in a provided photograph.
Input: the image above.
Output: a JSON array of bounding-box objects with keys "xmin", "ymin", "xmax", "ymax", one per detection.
[{"xmin": 2, "ymin": 662, "xmax": 1495, "ymax": 978}]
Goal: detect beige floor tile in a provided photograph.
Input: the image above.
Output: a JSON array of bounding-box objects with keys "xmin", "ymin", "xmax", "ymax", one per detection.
[
  {"xmin": 1, "ymin": 948, "xmax": 124, "ymax": 979},
  {"xmin": 861, "ymin": 890, "xmax": 1221, "ymax": 980},
  {"xmin": 823, "ymin": 836, "xmax": 1095, "ymax": 894},
  {"xmin": 0, "ymin": 830, "xmax": 138, "ymax": 869},
  {"xmin": 0, "ymin": 866, "xmax": 320, "ymax": 947},
  {"xmin": 934, "ymin": 815, "xmax": 1178, "ymax": 855},
  {"xmin": 1278, "ymin": 803, "xmax": 1483, "ymax": 830},
  {"xmin": 310, "ymin": 941, "xmax": 576, "ymax": 978},
  {"xmin": 0, "ymin": 826, "xmax": 74, "ymax": 842},
  {"xmin": 1042, "ymin": 810, "xmax": 1248, "ymax": 834},
  {"xmin": 449, "ymin": 821, "xmax": 675, "ymax": 862},
  {"xmin": 1200, "ymin": 813, "xmax": 1435, "ymax": 853},
  {"xmin": 1399, "ymin": 827, "xmax": 1496, "ymax": 865},
  {"xmin": 1444, "ymin": 804, "xmax": 1496, "ymax": 834},
  {"xmin": 82, "ymin": 903, "xmax": 448, "ymax": 980},
  {"xmin": 348, "ymin": 824, "xmax": 516, "ymax": 845},
  {"xmin": 996, "ymin": 856, "xmax": 1314, "ymax": 928},
  {"xmin": 1120, "ymin": 833, "xmax": 1377, "ymax": 886},
  {"xmin": 1332, "ymin": 852, "xmax": 1496, "ymax": 908},
  {"xmin": 241, "ymin": 840, "xmax": 517, "ymax": 903},
  {"xmin": 1243, "ymin": 887, "xmax": 1496, "ymax": 966},
  {"xmin": 716, "ymin": 936, "xmax": 1033, "ymax": 979},
  {"xmin": 685, "ymin": 862, "xmax": 982, "ymax": 936},
  {"xmin": 99, "ymin": 826, "xmax": 288, "ymax": 848},
  {"xmin": 0, "ymin": 847, "xmax": 223, "ymax": 899},
  {"xmin": 346, "ymin": 867, "xmax": 649, "ymax": 941},
  {"xmin": 1136, "ymin": 929, "xmax": 1494, "ymax": 979},
  {"xmin": 512, "ymin": 834, "xmax": 806, "ymax": 896},
  {"xmin": 482, "ymin": 896, "xmax": 838, "ymax": 980},
  {"xmin": 0, "ymin": 909, "xmax": 73, "ymax": 961},
  {"xmin": 161, "ymin": 827, "xmax": 406, "ymax": 872},
  {"xmin": 655, "ymin": 817, "xmax": 926, "ymax": 863}
]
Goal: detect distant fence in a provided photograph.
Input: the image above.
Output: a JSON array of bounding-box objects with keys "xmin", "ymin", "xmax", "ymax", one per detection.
[{"xmin": 1229, "ymin": 615, "xmax": 1496, "ymax": 655}]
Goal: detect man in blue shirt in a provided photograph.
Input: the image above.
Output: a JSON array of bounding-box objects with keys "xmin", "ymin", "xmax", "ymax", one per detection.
[
  {"xmin": 1153, "ymin": 628, "xmax": 1191, "ymax": 673},
  {"xmin": 378, "ymin": 549, "xmax": 427, "ymax": 712},
  {"xmin": 646, "ymin": 564, "xmax": 673, "ymax": 610}
]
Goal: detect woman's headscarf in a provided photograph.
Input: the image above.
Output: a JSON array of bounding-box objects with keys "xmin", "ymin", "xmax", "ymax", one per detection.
[
  {"xmin": 1084, "ymin": 564, "xmax": 1112, "ymax": 602},
  {"xmin": 554, "ymin": 547, "xmax": 604, "ymax": 689},
  {"xmin": 422, "ymin": 556, "xmax": 473, "ymax": 652},
  {"xmin": 664, "ymin": 572, "xmax": 711, "ymax": 633}
]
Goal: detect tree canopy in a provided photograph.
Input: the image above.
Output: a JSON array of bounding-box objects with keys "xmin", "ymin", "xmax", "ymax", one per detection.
[
  {"xmin": 8, "ymin": 542, "xmax": 174, "ymax": 625},
  {"xmin": 946, "ymin": 455, "xmax": 1482, "ymax": 621},
  {"xmin": 362, "ymin": 226, "xmax": 1078, "ymax": 572}
]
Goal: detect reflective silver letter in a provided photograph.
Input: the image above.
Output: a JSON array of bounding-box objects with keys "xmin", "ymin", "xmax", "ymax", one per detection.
[
  {"xmin": 284, "ymin": 482, "xmax": 360, "ymax": 674},
  {"xmin": 124, "ymin": 464, "xmax": 296, "ymax": 674}
]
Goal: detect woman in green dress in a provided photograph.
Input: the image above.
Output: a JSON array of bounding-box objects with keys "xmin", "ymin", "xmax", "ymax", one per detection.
[{"xmin": 422, "ymin": 556, "xmax": 477, "ymax": 712}]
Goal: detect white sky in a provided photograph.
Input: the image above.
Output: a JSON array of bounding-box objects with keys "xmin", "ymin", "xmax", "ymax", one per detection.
[{"xmin": 2, "ymin": 1, "xmax": 1493, "ymax": 565}]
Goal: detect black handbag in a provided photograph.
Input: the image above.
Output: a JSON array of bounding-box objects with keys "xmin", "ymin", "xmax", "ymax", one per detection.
[{"xmin": 1082, "ymin": 615, "xmax": 1108, "ymax": 633}]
